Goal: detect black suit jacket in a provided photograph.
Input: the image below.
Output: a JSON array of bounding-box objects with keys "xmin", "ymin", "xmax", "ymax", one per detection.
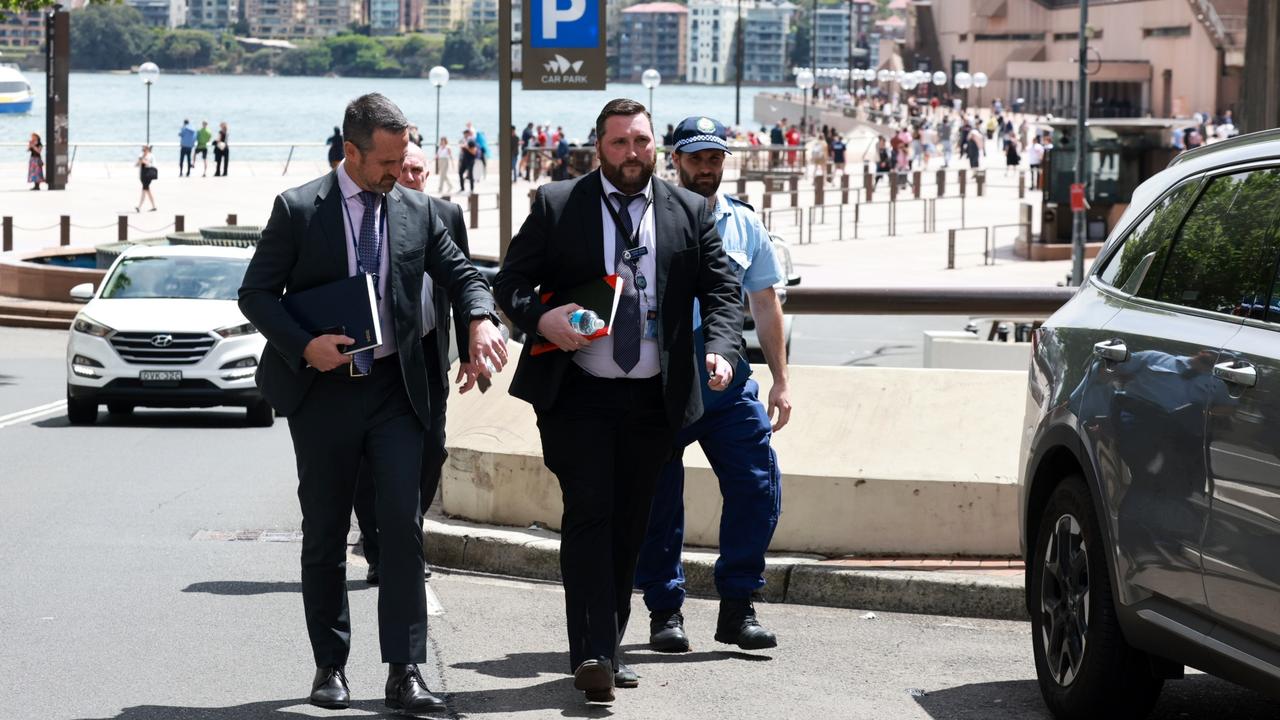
[
  {"xmin": 495, "ymin": 170, "xmax": 744, "ymax": 430},
  {"xmin": 426, "ymin": 197, "xmax": 472, "ymax": 394},
  {"xmin": 238, "ymin": 172, "xmax": 494, "ymax": 421}
]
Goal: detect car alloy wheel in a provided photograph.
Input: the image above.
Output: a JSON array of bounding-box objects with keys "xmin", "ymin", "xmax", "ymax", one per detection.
[{"xmin": 1040, "ymin": 512, "xmax": 1090, "ymax": 687}]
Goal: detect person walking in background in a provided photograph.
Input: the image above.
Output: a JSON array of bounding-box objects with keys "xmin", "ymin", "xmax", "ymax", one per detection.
[
  {"xmin": 326, "ymin": 127, "xmax": 345, "ymax": 170},
  {"xmin": 474, "ymin": 129, "xmax": 489, "ymax": 181},
  {"xmin": 194, "ymin": 121, "xmax": 212, "ymax": 177},
  {"xmin": 1004, "ymin": 131, "xmax": 1021, "ymax": 176},
  {"xmin": 213, "ymin": 122, "xmax": 229, "ymax": 176},
  {"xmin": 178, "ymin": 119, "xmax": 196, "ymax": 177},
  {"xmin": 27, "ymin": 132, "xmax": 43, "ymax": 190},
  {"xmin": 1028, "ymin": 133, "xmax": 1045, "ymax": 189},
  {"xmin": 458, "ymin": 130, "xmax": 477, "ymax": 193},
  {"xmin": 435, "ymin": 137, "xmax": 453, "ymax": 193},
  {"xmin": 510, "ymin": 125, "xmax": 520, "ymax": 183},
  {"xmin": 135, "ymin": 145, "xmax": 157, "ymax": 212},
  {"xmin": 966, "ymin": 122, "xmax": 984, "ymax": 169},
  {"xmin": 520, "ymin": 122, "xmax": 534, "ymax": 180}
]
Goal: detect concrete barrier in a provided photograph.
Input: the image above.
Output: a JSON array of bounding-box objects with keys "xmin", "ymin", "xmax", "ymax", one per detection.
[{"xmin": 442, "ymin": 348, "xmax": 1027, "ymax": 557}]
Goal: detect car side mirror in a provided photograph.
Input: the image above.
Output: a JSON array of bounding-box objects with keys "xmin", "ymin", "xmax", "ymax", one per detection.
[{"xmin": 69, "ymin": 283, "xmax": 95, "ymax": 302}]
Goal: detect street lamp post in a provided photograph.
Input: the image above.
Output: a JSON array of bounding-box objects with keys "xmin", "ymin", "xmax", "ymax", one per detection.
[
  {"xmin": 796, "ymin": 68, "xmax": 815, "ymax": 136},
  {"xmin": 1072, "ymin": 0, "xmax": 1090, "ymax": 285},
  {"xmin": 139, "ymin": 62, "xmax": 159, "ymax": 145},
  {"xmin": 973, "ymin": 71, "xmax": 989, "ymax": 111},
  {"xmin": 955, "ymin": 71, "xmax": 973, "ymax": 111},
  {"xmin": 735, "ymin": 0, "xmax": 743, "ymax": 126},
  {"xmin": 429, "ymin": 65, "xmax": 449, "ymax": 151},
  {"xmin": 642, "ymin": 68, "xmax": 661, "ymax": 120}
]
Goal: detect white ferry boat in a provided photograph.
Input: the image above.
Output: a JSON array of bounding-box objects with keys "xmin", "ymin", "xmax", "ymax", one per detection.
[{"xmin": 0, "ymin": 64, "xmax": 34, "ymax": 114}]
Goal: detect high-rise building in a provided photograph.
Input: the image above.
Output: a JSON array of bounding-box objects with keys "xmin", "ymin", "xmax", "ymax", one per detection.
[
  {"xmin": 742, "ymin": 0, "xmax": 795, "ymax": 83},
  {"xmin": 686, "ymin": 0, "xmax": 740, "ymax": 84},
  {"xmin": 187, "ymin": 0, "xmax": 236, "ymax": 28},
  {"xmin": 245, "ymin": 0, "xmax": 361, "ymax": 38},
  {"xmin": 0, "ymin": 10, "xmax": 44, "ymax": 48},
  {"xmin": 421, "ymin": 0, "xmax": 465, "ymax": 34},
  {"xmin": 812, "ymin": 7, "xmax": 850, "ymax": 69},
  {"xmin": 467, "ymin": 0, "xmax": 497, "ymax": 25},
  {"xmin": 618, "ymin": 2, "xmax": 687, "ymax": 83},
  {"xmin": 369, "ymin": 0, "xmax": 400, "ymax": 33},
  {"xmin": 126, "ymin": 0, "xmax": 187, "ymax": 29}
]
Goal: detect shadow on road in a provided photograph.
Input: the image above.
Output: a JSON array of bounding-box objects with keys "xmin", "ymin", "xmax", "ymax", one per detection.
[
  {"xmin": 446, "ymin": 676, "xmax": 617, "ymax": 718},
  {"xmin": 913, "ymin": 674, "xmax": 1280, "ymax": 719},
  {"xmin": 181, "ymin": 580, "xmax": 374, "ymax": 596},
  {"xmin": 74, "ymin": 697, "xmax": 431, "ymax": 720},
  {"xmin": 34, "ymin": 410, "xmax": 265, "ymax": 430}
]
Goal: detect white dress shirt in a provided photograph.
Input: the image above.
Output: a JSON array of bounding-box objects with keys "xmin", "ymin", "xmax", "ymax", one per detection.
[
  {"xmin": 336, "ymin": 163, "xmax": 394, "ymax": 359},
  {"xmin": 572, "ymin": 172, "xmax": 660, "ymax": 379}
]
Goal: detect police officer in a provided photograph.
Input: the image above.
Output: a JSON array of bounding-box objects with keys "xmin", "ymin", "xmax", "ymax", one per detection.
[{"xmin": 634, "ymin": 116, "xmax": 792, "ymax": 652}]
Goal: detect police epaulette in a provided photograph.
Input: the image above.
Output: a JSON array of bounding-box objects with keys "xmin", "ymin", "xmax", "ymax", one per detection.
[{"xmin": 726, "ymin": 195, "xmax": 754, "ymax": 212}]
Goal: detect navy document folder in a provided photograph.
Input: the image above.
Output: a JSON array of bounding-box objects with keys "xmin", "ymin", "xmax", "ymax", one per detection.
[{"xmin": 280, "ymin": 273, "xmax": 382, "ymax": 355}]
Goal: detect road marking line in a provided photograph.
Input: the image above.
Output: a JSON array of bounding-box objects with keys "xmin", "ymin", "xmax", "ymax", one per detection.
[
  {"xmin": 427, "ymin": 584, "xmax": 444, "ymax": 616},
  {"xmin": 0, "ymin": 400, "xmax": 66, "ymax": 429}
]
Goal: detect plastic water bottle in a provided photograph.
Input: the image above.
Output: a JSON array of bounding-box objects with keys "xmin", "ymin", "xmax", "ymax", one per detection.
[{"xmin": 569, "ymin": 309, "xmax": 605, "ymax": 335}]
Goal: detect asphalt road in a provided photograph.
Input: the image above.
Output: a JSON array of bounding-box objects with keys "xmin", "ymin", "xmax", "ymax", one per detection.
[{"xmin": 3, "ymin": 326, "xmax": 1278, "ymax": 719}]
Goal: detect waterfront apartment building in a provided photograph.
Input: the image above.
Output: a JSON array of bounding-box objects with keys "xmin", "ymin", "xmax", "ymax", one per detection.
[
  {"xmin": 686, "ymin": 0, "xmax": 739, "ymax": 84},
  {"xmin": 126, "ymin": 0, "xmax": 187, "ymax": 29},
  {"xmin": 741, "ymin": 0, "xmax": 794, "ymax": 83},
  {"xmin": 0, "ymin": 11, "xmax": 43, "ymax": 48},
  {"xmin": 930, "ymin": 0, "xmax": 1246, "ymax": 118},
  {"xmin": 618, "ymin": 3, "xmax": 687, "ymax": 83},
  {"xmin": 368, "ymin": 0, "xmax": 423, "ymax": 33},
  {"xmin": 245, "ymin": 0, "xmax": 362, "ymax": 38},
  {"xmin": 186, "ymin": 0, "xmax": 236, "ymax": 29},
  {"xmin": 421, "ymin": 0, "xmax": 464, "ymax": 33}
]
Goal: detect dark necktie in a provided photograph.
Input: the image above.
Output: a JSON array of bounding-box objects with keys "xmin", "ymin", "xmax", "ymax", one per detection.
[
  {"xmin": 353, "ymin": 190, "xmax": 380, "ymax": 375},
  {"xmin": 610, "ymin": 192, "xmax": 642, "ymax": 373}
]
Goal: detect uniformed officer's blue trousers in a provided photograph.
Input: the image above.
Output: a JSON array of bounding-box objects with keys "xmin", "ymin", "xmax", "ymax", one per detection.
[{"xmin": 634, "ymin": 378, "xmax": 782, "ymax": 611}]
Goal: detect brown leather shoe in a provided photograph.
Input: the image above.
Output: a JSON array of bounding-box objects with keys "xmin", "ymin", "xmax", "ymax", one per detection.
[{"xmin": 573, "ymin": 659, "xmax": 615, "ymax": 703}]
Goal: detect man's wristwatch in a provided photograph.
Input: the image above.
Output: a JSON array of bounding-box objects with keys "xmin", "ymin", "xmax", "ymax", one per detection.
[{"xmin": 468, "ymin": 308, "xmax": 501, "ymax": 326}]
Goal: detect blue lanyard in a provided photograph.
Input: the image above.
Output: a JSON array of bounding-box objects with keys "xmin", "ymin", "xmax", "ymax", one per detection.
[{"xmin": 340, "ymin": 192, "xmax": 388, "ymax": 277}]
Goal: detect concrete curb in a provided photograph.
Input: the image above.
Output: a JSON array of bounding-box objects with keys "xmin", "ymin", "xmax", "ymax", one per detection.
[{"xmin": 424, "ymin": 517, "xmax": 1028, "ymax": 621}]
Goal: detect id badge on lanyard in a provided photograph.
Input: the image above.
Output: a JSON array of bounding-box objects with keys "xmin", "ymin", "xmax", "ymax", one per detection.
[{"xmin": 341, "ymin": 194, "xmax": 388, "ymax": 300}]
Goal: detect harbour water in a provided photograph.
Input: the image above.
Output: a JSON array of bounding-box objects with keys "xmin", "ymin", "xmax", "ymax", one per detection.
[{"xmin": 1, "ymin": 72, "xmax": 780, "ymax": 161}]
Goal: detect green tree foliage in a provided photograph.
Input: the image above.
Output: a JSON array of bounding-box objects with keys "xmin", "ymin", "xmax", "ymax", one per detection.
[
  {"xmin": 275, "ymin": 44, "xmax": 332, "ymax": 76},
  {"xmin": 70, "ymin": 3, "xmax": 153, "ymax": 70},
  {"xmin": 441, "ymin": 26, "xmax": 483, "ymax": 73},
  {"xmin": 0, "ymin": 0, "xmax": 53, "ymax": 14},
  {"xmin": 151, "ymin": 29, "xmax": 218, "ymax": 70}
]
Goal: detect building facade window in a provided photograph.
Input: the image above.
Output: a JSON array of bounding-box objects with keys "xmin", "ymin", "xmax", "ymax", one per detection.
[{"xmin": 1143, "ymin": 25, "xmax": 1191, "ymax": 38}]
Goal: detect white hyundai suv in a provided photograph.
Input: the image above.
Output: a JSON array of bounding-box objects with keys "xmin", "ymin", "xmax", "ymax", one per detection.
[{"xmin": 65, "ymin": 245, "xmax": 271, "ymax": 426}]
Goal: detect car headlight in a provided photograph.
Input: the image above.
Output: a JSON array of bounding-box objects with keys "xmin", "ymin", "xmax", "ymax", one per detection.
[
  {"xmin": 71, "ymin": 354, "xmax": 104, "ymax": 378},
  {"xmin": 214, "ymin": 322, "xmax": 258, "ymax": 339},
  {"xmin": 72, "ymin": 315, "xmax": 114, "ymax": 338}
]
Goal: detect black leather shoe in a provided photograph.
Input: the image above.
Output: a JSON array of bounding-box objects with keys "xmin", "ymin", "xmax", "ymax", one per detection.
[
  {"xmin": 424, "ymin": 565, "xmax": 433, "ymax": 580},
  {"xmin": 714, "ymin": 598, "xmax": 778, "ymax": 650},
  {"xmin": 649, "ymin": 608, "xmax": 690, "ymax": 653},
  {"xmin": 309, "ymin": 666, "xmax": 350, "ymax": 709},
  {"xmin": 613, "ymin": 662, "xmax": 639, "ymax": 688},
  {"xmin": 366, "ymin": 565, "xmax": 379, "ymax": 586},
  {"xmin": 573, "ymin": 659, "xmax": 614, "ymax": 703},
  {"xmin": 385, "ymin": 663, "xmax": 446, "ymax": 713}
]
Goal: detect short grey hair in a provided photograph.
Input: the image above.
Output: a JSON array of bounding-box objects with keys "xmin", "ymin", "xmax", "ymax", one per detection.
[{"xmin": 342, "ymin": 93, "xmax": 409, "ymax": 153}]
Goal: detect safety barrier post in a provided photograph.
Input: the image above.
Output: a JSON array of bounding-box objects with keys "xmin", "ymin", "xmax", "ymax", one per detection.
[
  {"xmin": 117, "ymin": 215, "xmax": 127, "ymax": 242},
  {"xmin": 60, "ymin": 216, "xmax": 70, "ymax": 246},
  {"xmin": 469, "ymin": 193, "xmax": 479, "ymax": 229},
  {"xmin": 175, "ymin": 215, "xmax": 184, "ymax": 232},
  {"xmin": 2, "ymin": 217, "xmax": 11, "ymax": 252},
  {"xmin": 226, "ymin": 214, "xmax": 238, "ymax": 226}
]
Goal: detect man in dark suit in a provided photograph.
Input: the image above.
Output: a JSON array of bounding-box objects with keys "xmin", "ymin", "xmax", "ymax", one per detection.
[
  {"xmin": 354, "ymin": 142, "xmax": 483, "ymax": 585},
  {"xmin": 495, "ymin": 98, "xmax": 744, "ymax": 704},
  {"xmin": 238, "ymin": 94, "xmax": 507, "ymax": 713}
]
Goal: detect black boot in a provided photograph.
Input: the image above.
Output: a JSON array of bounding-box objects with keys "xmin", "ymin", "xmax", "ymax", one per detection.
[
  {"xmin": 714, "ymin": 598, "xmax": 777, "ymax": 650},
  {"xmin": 309, "ymin": 666, "xmax": 349, "ymax": 709},
  {"xmin": 648, "ymin": 608, "xmax": 690, "ymax": 653},
  {"xmin": 385, "ymin": 663, "xmax": 446, "ymax": 713}
]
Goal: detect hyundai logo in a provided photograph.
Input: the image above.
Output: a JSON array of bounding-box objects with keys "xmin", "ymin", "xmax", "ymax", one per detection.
[{"xmin": 150, "ymin": 334, "xmax": 174, "ymax": 348}]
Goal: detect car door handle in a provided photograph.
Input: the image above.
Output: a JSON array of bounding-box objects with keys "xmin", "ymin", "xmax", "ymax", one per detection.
[
  {"xmin": 1213, "ymin": 360, "xmax": 1257, "ymax": 388},
  {"xmin": 1093, "ymin": 339, "xmax": 1128, "ymax": 362}
]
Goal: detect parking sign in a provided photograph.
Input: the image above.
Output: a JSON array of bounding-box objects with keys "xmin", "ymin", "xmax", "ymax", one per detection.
[{"xmin": 523, "ymin": 0, "xmax": 606, "ymax": 90}]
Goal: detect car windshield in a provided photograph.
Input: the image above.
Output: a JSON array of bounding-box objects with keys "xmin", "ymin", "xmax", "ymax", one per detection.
[{"xmin": 100, "ymin": 256, "xmax": 249, "ymax": 300}]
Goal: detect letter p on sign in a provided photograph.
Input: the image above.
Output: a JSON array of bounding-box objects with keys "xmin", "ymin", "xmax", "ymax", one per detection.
[{"xmin": 543, "ymin": 0, "xmax": 585, "ymax": 40}]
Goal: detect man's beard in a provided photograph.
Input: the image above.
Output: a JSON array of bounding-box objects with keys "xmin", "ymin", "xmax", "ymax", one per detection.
[
  {"xmin": 677, "ymin": 166, "xmax": 722, "ymax": 198},
  {"xmin": 600, "ymin": 154, "xmax": 656, "ymax": 195}
]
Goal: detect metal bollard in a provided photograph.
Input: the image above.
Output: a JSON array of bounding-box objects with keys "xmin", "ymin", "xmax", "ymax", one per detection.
[
  {"xmin": 1018, "ymin": 172, "xmax": 1026, "ymax": 199},
  {"xmin": 976, "ymin": 170, "xmax": 986, "ymax": 197},
  {"xmin": 2, "ymin": 216, "xmax": 11, "ymax": 252},
  {"xmin": 789, "ymin": 176, "xmax": 799, "ymax": 208},
  {"xmin": 912, "ymin": 170, "xmax": 922, "ymax": 199},
  {"xmin": 948, "ymin": 228, "xmax": 956, "ymax": 269},
  {"xmin": 814, "ymin": 174, "xmax": 825, "ymax": 205},
  {"xmin": 736, "ymin": 176, "xmax": 746, "ymax": 195},
  {"xmin": 840, "ymin": 173, "xmax": 850, "ymax": 204},
  {"xmin": 118, "ymin": 215, "xmax": 127, "ymax": 242},
  {"xmin": 175, "ymin": 215, "xmax": 184, "ymax": 232},
  {"xmin": 60, "ymin": 216, "xmax": 70, "ymax": 246},
  {"xmin": 226, "ymin": 213, "xmax": 238, "ymax": 226},
  {"xmin": 468, "ymin": 193, "xmax": 479, "ymax": 229},
  {"xmin": 889, "ymin": 177, "xmax": 899, "ymax": 202},
  {"xmin": 864, "ymin": 172, "xmax": 874, "ymax": 202},
  {"xmin": 958, "ymin": 169, "xmax": 967, "ymax": 197},
  {"xmin": 936, "ymin": 169, "xmax": 946, "ymax": 197},
  {"xmin": 762, "ymin": 190, "xmax": 772, "ymax": 210}
]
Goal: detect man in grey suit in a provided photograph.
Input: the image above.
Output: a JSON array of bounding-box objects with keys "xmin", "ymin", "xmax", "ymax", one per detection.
[
  {"xmin": 353, "ymin": 142, "xmax": 485, "ymax": 585},
  {"xmin": 238, "ymin": 94, "xmax": 507, "ymax": 713}
]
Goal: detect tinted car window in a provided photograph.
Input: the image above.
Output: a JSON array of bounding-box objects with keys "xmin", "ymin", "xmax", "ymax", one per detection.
[
  {"xmin": 1097, "ymin": 178, "xmax": 1199, "ymax": 294},
  {"xmin": 101, "ymin": 256, "xmax": 249, "ymax": 300},
  {"xmin": 1154, "ymin": 169, "xmax": 1280, "ymax": 318}
]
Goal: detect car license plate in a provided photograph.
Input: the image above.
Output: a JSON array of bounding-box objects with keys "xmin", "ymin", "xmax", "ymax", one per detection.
[{"xmin": 140, "ymin": 370, "xmax": 182, "ymax": 384}]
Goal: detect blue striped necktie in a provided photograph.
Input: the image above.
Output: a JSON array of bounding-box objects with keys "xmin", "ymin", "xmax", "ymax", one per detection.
[
  {"xmin": 611, "ymin": 192, "xmax": 642, "ymax": 373},
  {"xmin": 352, "ymin": 190, "xmax": 380, "ymax": 375}
]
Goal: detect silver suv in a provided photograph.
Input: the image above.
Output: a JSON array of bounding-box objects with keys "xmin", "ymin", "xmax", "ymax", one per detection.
[{"xmin": 1019, "ymin": 129, "xmax": 1280, "ymax": 718}]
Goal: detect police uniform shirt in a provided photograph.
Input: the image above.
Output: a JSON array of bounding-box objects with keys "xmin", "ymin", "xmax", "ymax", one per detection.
[{"xmin": 573, "ymin": 173, "xmax": 660, "ymax": 379}]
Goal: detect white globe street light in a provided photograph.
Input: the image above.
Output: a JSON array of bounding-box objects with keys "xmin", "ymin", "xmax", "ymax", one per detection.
[
  {"xmin": 973, "ymin": 71, "xmax": 989, "ymax": 108},
  {"xmin": 641, "ymin": 68, "xmax": 662, "ymax": 120},
  {"xmin": 796, "ymin": 68, "xmax": 815, "ymax": 135},
  {"xmin": 955, "ymin": 71, "xmax": 973, "ymax": 90},
  {"xmin": 932, "ymin": 71, "xmax": 947, "ymax": 86},
  {"xmin": 877, "ymin": 68, "xmax": 891, "ymax": 84},
  {"xmin": 429, "ymin": 65, "xmax": 449, "ymax": 151},
  {"xmin": 139, "ymin": 61, "xmax": 159, "ymax": 145}
]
